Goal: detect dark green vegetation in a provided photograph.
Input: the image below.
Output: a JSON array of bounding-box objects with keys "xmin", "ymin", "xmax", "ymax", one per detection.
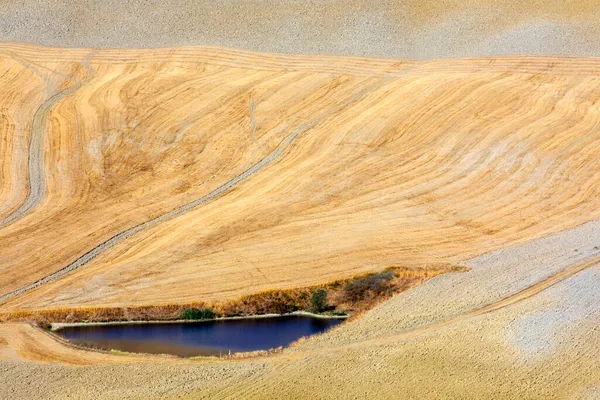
[
  {"xmin": 308, "ymin": 289, "xmax": 328, "ymax": 313},
  {"xmin": 181, "ymin": 308, "xmax": 216, "ymax": 320}
]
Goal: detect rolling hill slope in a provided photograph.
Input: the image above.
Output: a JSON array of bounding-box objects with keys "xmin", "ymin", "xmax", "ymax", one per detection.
[
  {"xmin": 1, "ymin": 44, "xmax": 600, "ymax": 399},
  {"xmin": 1, "ymin": 44, "xmax": 600, "ymax": 312}
]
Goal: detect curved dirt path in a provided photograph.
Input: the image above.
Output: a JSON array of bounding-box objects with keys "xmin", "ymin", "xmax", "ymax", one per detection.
[
  {"xmin": 0, "ymin": 74, "xmax": 395, "ymax": 304},
  {"xmin": 0, "ymin": 51, "xmax": 96, "ymax": 228}
]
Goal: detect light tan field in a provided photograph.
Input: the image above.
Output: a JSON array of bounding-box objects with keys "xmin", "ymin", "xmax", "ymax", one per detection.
[
  {"xmin": 2, "ymin": 0, "xmax": 600, "ymax": 58},
  {"xmin": 1, "ymin": 44, "xmax": 600, "ymax": 398}
]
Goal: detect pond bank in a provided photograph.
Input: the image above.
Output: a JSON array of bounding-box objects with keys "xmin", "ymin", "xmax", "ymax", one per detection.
[{"xmin": 2, "ymin": 265, "xmax": 466, "ymax": 327}]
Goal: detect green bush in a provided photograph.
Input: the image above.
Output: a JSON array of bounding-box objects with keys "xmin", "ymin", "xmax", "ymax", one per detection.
[
  {"xmin": 181, "ymin": 308, "xmax": 216, "ymax": 320},
  {"xmin": 308, "ymin": 288, "xmax": 328, "ymax": 313},
  {"xmin": 330, "ymin": 310, "xmax": 348, "ymax": 316}
]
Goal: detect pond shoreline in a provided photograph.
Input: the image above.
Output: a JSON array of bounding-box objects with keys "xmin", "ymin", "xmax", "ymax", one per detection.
[
  {"xmin": 3, "ymin": 265, "xmax": 464, "ymax": 328},
  {"xmin": 50, "ymin": 310, "xmax": 347, "ymax": 331}
]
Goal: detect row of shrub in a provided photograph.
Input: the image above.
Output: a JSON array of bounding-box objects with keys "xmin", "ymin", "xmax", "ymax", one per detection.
[
  {"xmin": 220, "ymin": 288, "xmax": 312, "ymax": 316},
  {"xmin": 179, "ymin": 289, "xmax": 336, "ymax": 320},
  {"xmin": 180, "ymin": 286, "xmax": 349, "ymax": 320},
  {"xmin": 342, "ymin": 270, "xmax": 395, "ymax": 302},
  {"xmin": 7, "ymin": 266, "xmax": 455, "ymax": 325},
  {"xmin": 182, "ymin": 270, "xmax": 405, "ymax": 319}
]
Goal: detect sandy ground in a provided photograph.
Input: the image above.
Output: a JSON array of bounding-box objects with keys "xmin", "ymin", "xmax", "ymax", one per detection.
[
  {"xmin": 1, "ymin": 216, "xmax": 599, "ymax": 399},
  {"xmin": 1, "ymin": 1, "xmax": 600, "ymax": 58}
]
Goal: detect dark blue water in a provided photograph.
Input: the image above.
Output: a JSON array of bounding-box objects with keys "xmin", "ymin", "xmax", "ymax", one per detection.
[{"xmin": 57, "ymin": 315, "xmax": 343, "ymax": 357}]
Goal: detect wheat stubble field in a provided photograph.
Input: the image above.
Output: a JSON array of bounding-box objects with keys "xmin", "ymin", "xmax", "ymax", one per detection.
[{"xmin": 1, "ymin": 43, "xmax": 600, "ymax": 398}]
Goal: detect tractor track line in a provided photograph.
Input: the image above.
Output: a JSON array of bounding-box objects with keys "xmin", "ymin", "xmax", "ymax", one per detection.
[
  {"xmin": 338, "ymin": 252, "xmax": 600, "ymax": 351},
  {"xmin": 0, "ymin": 51, "xmax": 96, "ymax": 228}
]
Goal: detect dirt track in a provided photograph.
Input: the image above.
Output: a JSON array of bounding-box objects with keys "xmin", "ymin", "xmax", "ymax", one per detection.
[{"xmin": 0, "ymin": 51, "xmax": 96, "ymax": 229}]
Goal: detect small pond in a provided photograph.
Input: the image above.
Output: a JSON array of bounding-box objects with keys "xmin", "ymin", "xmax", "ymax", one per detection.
[{"xmin": 56, "ymin": 315, "xmax": 343, "ymax": 357}]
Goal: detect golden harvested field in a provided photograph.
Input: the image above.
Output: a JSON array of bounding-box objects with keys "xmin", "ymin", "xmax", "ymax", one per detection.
[
  {"xmin": 1, "ymin": 43, "xmax": 600, "ymax": 399},
  {"xmin": 2, "ymin": 44, "xmax": 600, "ymax": 312}
]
